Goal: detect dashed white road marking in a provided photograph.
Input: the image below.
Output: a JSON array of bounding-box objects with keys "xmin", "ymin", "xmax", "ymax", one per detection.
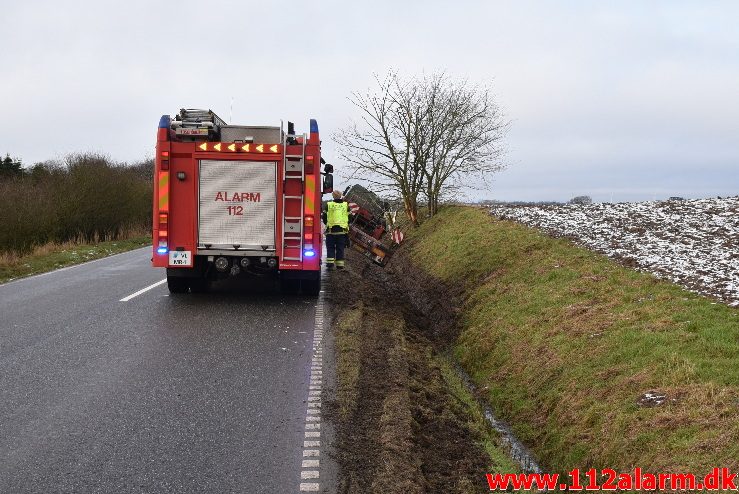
[
  {"xmin": 119, "ymin": 279, "xmax": 167, "ymax": 302},
  {"xmin": 299, "ymin": 288, "xmax": 327, "ymax": 492}
]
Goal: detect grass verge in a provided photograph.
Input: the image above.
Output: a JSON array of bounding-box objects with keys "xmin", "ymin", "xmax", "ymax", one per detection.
[
  {"xmin": 0, "ymin": 236, "xmax": 151, "ymax": 284},
  {"xmin": 436, "ymin": 354, "xmax": 521, "ymax": 475},
  {"xmin": 407, "ymin": 206, "xmax": 739, "ymax": 473},
  {"xmin": 329, "ymin": 264, "xmax": 517, "ymax": 493},
  {"xmin": 335, "ymin": 304, "xmax": 363, "ymax": 420}
]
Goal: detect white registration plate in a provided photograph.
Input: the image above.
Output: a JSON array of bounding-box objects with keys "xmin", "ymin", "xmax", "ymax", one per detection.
[{"xmin": 168, "ymin": 250, "xmax": 192, "ymax": 266}]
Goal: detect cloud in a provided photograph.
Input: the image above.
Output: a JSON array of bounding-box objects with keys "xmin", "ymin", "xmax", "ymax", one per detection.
[{"xmin": 1, "ymin": 0, "xmax": 737, "ymax": 201}]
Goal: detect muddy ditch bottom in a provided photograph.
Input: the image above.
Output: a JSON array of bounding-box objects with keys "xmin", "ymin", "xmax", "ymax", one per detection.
[{"xmin": 323, "ymin": 250, "xmax": 531, "ymax": 493}]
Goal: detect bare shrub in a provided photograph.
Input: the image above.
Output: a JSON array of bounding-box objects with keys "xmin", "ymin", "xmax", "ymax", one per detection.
[{"xmin": 0, "ymin": 153, "xmax": 152, "ymax": 253}]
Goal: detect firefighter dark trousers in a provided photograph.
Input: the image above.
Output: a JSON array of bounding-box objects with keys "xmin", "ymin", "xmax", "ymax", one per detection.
[{"xmin": 326, "ymin": 234, "xmax": 346, "ymax": 268}]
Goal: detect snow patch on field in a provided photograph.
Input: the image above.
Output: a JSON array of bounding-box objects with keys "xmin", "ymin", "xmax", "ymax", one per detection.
[{"xmin": 488, "ymin": 197, "xmax": 739, "ymax": 307}]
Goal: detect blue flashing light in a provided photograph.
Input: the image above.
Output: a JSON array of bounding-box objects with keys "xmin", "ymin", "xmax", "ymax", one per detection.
[
  {"xmin": 304, "ymin": 250, "xmax": 316, "ymax": 258},
  {"xmin": 158, "ymin": 115, "xmax": 171, "ymax": 129},
  {"xmin": 157, "ymin": 247, "xmax": 168, "ymax": 254},
  {"xmin": 309, "ymin": 119, "xmax": 319, "ymax": 134}
]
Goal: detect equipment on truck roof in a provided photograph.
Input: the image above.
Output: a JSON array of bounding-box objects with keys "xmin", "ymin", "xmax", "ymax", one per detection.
[{"xmin": 170, "ymin": 109, "xmax": 226, "ymax": 141}]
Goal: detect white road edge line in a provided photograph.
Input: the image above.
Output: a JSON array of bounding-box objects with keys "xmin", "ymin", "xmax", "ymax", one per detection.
[
  {"xmin": 300, "ymin": 285, "xmax": 326, "ymax": 492},
  {"xmin": 119, "ymin": 279, "xmax": 167, "ymax": 302}
]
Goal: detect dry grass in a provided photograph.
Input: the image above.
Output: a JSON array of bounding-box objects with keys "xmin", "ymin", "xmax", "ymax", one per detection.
[
  {"xmin": 0, "ymin": 232, "xmax": 151, "ymax": 283},
  {"xmin": 0, "ymin": 226, "xmax": 149, "ymax": 264},
  {"xmin": 370, "ymin": 313, "xmax": 423, "ymax": 494},
  {"xmin": 335, "ymin": 305, "xmax": 364, "ymax": 420}
]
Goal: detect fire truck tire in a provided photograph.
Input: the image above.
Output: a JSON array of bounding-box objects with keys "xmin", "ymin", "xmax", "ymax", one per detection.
[
  {"xmin": 167, "ymin": 275, "xmax": 189, "ymax": 294},
  {"xmin": 279, "ymin": 277, "xmax": 300, "ymax": 294},
  {"xmin": 301, "ymin": 278, "xmax": 321, "ymax": 296},
  {"xmin": 189, "ymin": 278, "xmax": 209, "ymax": 293}
]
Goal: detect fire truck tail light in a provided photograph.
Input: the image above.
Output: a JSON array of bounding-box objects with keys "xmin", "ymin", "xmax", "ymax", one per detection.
[
  {"xmin": 161, "ymin": 151, "xmax": 169, "ymax": 157},
  {"xmin": 304, "ymin": 215, "xmax": 314, "ymax": 227},
  {"xmin": 305, "ymin": 232, "xmax": 314, "ymax": 241},
  {"xmin": 158, "ymin": 213, "xmax": 168, "ymax": 229},
  {"xmin": 304, "ymin": 247, "xmax": 316, "ymax": 258}
]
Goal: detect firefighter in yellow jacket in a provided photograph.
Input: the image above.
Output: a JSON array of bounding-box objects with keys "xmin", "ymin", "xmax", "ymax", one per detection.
[{"xmin": 322, "ymin": 190, "xmax": 350, "ymax": 270}]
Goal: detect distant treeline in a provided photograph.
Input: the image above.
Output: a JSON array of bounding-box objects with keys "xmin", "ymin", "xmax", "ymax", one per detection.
[{"xmin": 0, "ymin": 153, "xmax": 153, "ymax": 254}]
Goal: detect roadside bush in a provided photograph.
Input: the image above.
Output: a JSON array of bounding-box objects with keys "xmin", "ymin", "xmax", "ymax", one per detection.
[{"xmin": 0, "ymin": 153, "xmax": 152, "ymax": 253}]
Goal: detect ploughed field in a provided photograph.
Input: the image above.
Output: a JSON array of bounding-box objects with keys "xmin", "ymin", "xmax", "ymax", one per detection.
[{"xmin": 488, "ymin": 197, "xmax": 739, "ymax": 307}]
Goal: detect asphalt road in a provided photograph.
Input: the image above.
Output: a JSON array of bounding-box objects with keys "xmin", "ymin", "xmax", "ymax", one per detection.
[{"xmin": 0, "ymin": 248, "xmax": 334, "ymax": 493}]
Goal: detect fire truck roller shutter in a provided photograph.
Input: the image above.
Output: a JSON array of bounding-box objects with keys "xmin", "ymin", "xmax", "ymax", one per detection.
[{"xmin": 198, "ymin": 160, "xmax": 277, "ymax": 250}]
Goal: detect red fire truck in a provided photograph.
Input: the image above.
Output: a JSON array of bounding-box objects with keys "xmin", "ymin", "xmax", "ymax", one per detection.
[{"xmin": 152, "ymin": 109, "xmax": 332, "ymax": 295}]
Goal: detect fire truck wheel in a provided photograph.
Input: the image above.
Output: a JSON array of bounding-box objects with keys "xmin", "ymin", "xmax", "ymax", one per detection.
[
  {"xmin": 279, "ymin": 277, "xmax": 300, "ymax": 294},
  {"xmin": 167, "ymin": 275, "xmax": 189, "ymax": 294},
  {"xmin": 301, "ymin": 278, "xmax": 321, "ymax": 296},
  {"xmin": 189, "ymin": 278, "xmax": 209, "ymax": 293}
]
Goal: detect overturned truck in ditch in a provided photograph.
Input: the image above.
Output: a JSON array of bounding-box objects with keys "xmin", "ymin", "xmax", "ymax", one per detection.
[{"xmin": 342, "ymin": 184, "xmax": 403, "ymax": 266}]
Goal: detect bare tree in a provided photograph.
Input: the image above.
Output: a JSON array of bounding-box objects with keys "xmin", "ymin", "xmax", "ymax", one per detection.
[
  {"xmin": 335, "ymin": 71, "xmax": 508, "ymax": 224},
  {"xmin": 419, "ymin": 73, "xmax": 508, "ymax": 216},
  {"xmin": 334, "ymin": 72, "xmax": 425, "ymax": 224}
]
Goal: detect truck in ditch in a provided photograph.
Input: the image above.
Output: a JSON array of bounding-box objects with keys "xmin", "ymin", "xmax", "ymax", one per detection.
[{"xmin": 151, "ymin": 109, "xmax": 333, "ymax": 295}]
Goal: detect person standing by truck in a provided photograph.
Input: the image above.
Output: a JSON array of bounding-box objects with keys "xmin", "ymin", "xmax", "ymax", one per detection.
[{"xmin": 322, "ymin": 190, "xmax": 350, "ymax": 270}]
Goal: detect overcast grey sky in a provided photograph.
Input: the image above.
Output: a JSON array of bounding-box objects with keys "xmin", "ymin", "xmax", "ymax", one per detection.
[{"xmin": 2, "ymin": 1, "xmax": 737, "ymax": 202}]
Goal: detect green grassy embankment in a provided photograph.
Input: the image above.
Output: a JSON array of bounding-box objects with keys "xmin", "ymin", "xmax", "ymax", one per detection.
[
  {"xmin": 0, "ymin": 236, "xmax": 151, "ymax": 284},
  {"xmin": 407, "ymin": 206, "xmax": 739, "ymax": 472}
]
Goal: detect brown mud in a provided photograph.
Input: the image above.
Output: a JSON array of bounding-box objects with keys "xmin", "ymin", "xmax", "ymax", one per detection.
[{"xmin": 325, "ymin": 247, "xmax": 503, "ymax": 494}]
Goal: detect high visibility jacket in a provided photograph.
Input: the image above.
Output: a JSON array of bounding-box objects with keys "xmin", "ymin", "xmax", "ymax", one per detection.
[{"xmin": 326, "ymin": 200, "xmax": 349, "ymax": 232}]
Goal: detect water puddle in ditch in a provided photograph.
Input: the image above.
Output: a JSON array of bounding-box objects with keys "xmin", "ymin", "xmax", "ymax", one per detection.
[{"xmin": 452, "ymin": 361, "xmax": 543, "ymax": 474}]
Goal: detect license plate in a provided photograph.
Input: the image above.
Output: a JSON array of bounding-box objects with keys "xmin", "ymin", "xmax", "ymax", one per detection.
[{"xmin": 169, "ymin": 250, "xmax": 192, "ymax": 266}]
